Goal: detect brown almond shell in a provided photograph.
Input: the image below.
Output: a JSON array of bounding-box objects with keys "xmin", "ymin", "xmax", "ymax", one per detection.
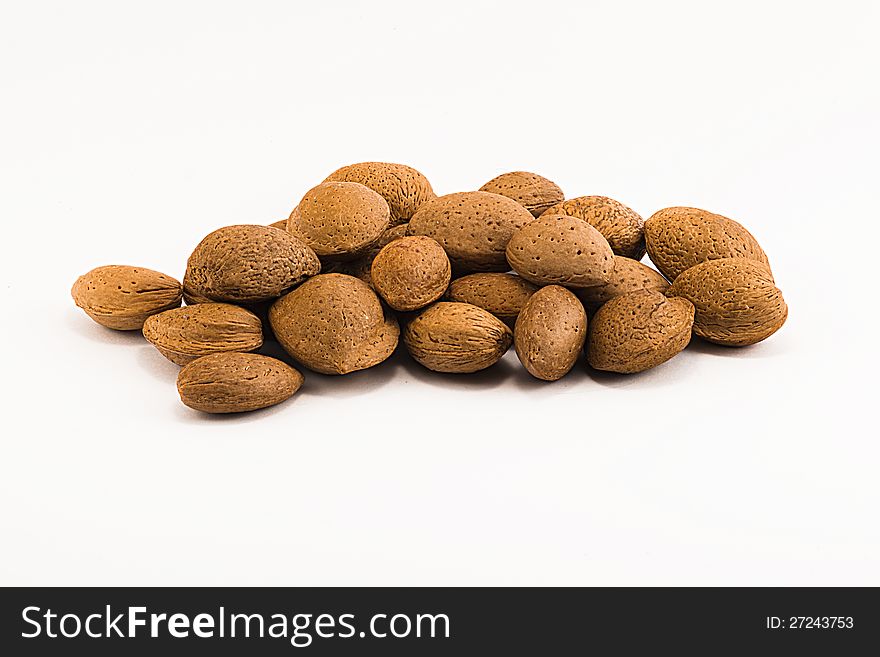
[
  {"xmin": 667, "ymin": 258, "xmax": 786, "ymax": 346},
  {"xmin": 541, "ymin": 196, "xmax": 645, "ymax": 260},
  {"xmin": 371, "ymin": 236, "xmax": 451, "ymax": 311},
  {"xmin": 71, "ymin": 265, "xmax": 183, "ymax": 330},
  {"xmin": 143, "ymin": 303, "xmax": 264, "ymax": 366},
  {"xmin": 185, "ymin": 224, "xmax": 320, "ymax": 303},
  {"xmin": 479, "ymin": 171, "xmax": 564, "ymax": 217},
  {"xmin": 288, "ymin": 181, "xmax": 391, "ymax": 260},
  {"xmin": 403, "ymin": 301, "xmax": 513, "ymax": 373},
  {"xmin": 177, "ymin": 353, "xmax": 303, "ymax": 413},
  {"xmin": 587, "ymin": 290, "xmax": 695, "ymax": 373},
  {"xmin": 506, "ymin": 214, "xmax": 614, "ymax": 288},
  {"xmin": 324, "ymin": 162, "xmax": 435, "ymax": 226},
  {"xmin": 269, "ymin": 273, "xmax": 399, "ymax": 375},
  {"xmin": 407, "ymin": 191, "xmax": 534, "ymax": 272},
  {"xmin": 446, "ymin": 272, "xmax": 538, "ymax": 326},
  {"xmin": 575, "ymin": 256, "xmax": 669, "ymax": 310},
  {"xmin": 644, "ymin": 206, "xmax": 771, "ymax": 281},
  {"xmin": 514, "ymin": 286, "xmax": 587, "ymax": 381}
]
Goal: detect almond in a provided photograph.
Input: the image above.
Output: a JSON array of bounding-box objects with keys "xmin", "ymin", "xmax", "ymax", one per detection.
[
  {"xmin": 185, "ymin": 224, "xmax": 320, "ymax": 303},
  {"xmin": 324, "ymin": 162, "xmax": 435, "ymax": 226},
  {"xmin": 587, "ymin": 290, "xmax": 694, "ymax": 373},
  {"xmin": 479, "ymin": 171, "xmax": 564, "ymax": 217},
  {"xmin": 506, "ymin": 214, "xmax": 614, "ymax": 287},
  {"xmin": 331, "ymin": 224, "xmax": 409, "ymax": 287},
  {"xmin": 445, "ymin": 272, "xmax": 538, "ymax": 326},
  {"xmin": 574, "ymin": 256, "xmax": 669, "ymax": 311},
  {"xmin": 403, "ymin": 302, "xmax": 513, "ymax": 373},
  {"xmin": 644, "ymin": 206, "xmax": 770, "ymax": 281},
  {"xmin": 143, "ymin": 303, "xmax": 263, "ymax": 365},
  {"xmin": 514, "ymin": 286, "xmax": 587, "ymax": 381},
  {"xmin": 288, "ymin": 181, "xmax": 390, "ymax": 260},
  {"xmin": 541, "ymin": 196, "xmax": 645, "ymax": 260},
  {"xmin": 667, "ymin": 258, "xmax": 787, "ymax": 346},
  {"xmin": 71, "ymin": 265, "xmax": 182, "ymax": 330},
  {"xmin": 407, "ymin": 191, "xmax": 534, "ymax": 272},
  {"xmin": 177, "ymin": 353, "xmax": 303, "ymax": 414},
  {"xmin": 371, "ymin": 236, "xmax": 451, "ymax": 311},
  {"xmin": 269, "ymin": 273, "xmax": 399, "ymax": 374}
]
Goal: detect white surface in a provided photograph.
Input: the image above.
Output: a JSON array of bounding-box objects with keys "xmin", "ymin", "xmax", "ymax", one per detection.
[{"xmin": 1, "ymin": 0, "xmax": 878, "ymax": 586}]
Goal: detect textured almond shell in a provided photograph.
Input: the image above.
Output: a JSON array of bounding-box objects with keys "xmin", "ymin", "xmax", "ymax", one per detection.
[
  {"xmin": 645, "ymin": 207, "xmax": 770, "ymax": 281},
  {"xmin": 269, "ymin": 273, "xmax": 399, "ymax": 375},
  {"xmin": 514, "ymin": 286, "xmax": 587, "ymax": 381},
  {"xmin": 324, "ymin": 162, "xmax": 435, "ymax": 226},
  {"xmin": 288, "ymin": 181, "xmax": 390, "ymax": 260},
  {"xmin": 479, "ymin": 171, "xmax": 564, "ymax": 217},
  {"xmin": 667, "ymin": 258, "xmax": 787, "ymax": 346},
  {"xmin": 506, "ymin": 214, "xmax": 614, "ymax": 287},
  {"xmin": 446, "ymin": 273, "xmax": 538, "ymax": 325},
  {"xmin": 370, "ymin": 236, "xmax": 451, "ymax": 311},
  {"xmin": 587, "ymin": 290, "xmax": 695, "ymax": 373},
  {"xmin": 575, "ymin": 256, "xmax": 669, "ymax": 310},
  {"xmin": 403, "ymin": 302, "xmax": 513, "ymax": 373},
  {"xmin": 541, "ymin": 196, "xmax": 645, "ymax": 260},
  {"xmin": 71, "ymin": 265, "xmax": 182, "ymax": 330},
  {"xmin": 177, "ymin": 353, "xmax": 303, "ymax": 414},
  {"xmin": 185, "ymin": 224, "xmax": 320, "ymax": 303},
  {"xmin": 330, "ymin": 224, "xmax": 410, "ymax": 287},
  {"xmin": 407, "ymin": 191, "xmax": 534, "ymax": 272},
  {"xmin": 143, "ymin": 303, "xmax": 263, "ymax": 366}
]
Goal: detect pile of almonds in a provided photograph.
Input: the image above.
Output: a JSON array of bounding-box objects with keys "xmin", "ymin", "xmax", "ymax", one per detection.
[{"xmin": 71, "ymin": 163, "xmax": 788, "ymax": 413}]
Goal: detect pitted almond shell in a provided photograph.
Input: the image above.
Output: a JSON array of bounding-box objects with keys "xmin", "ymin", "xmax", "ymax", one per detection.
[
  {"xmin": 575, "ymin": 256, "xmax": 669, "ymax": 310},
  {"xmin": 185, "ymin": 224, "xmax": 320, "ymax": 303},
  {"xmin": 143, "ymin": 303, "xmax": 263, "ymax": 366},
  {"xmin": 177, "ymin": 353, "xmax": 303, "ymax": 414},
  {"xmin": 407, "ymin": 191, "xmax": 534, "ymax": 272},
  {"xmin": 479, "ymin": 171, "xmax": 564, "ymax": 217},
  {"xmin": 514, "ymin": 286, "xmax": 587, "ymax": 381},
  {"xmin": 288, "ymin": 181, "xmax": 391, "ymax": 260},
  {"xmin": 667, "ymin": 258, "xmax": 786, "ymax": 346},
  {"xmin": 403, "ymin": 301, "xmax": 513, "ymax": 373},
  {"xmin": 541, "ymin": 196, "xmax": 645, "ymax": 260},
  {"xmin": 71, "ymin": 265, "xmax": 182, "ymax": 330},
  {"xmin": 506, "ymin": 214, "xmax": 614, "ymax": 288},
  {"xmin": 371, "ymin": 236, "xmax": 451, "ymax": 311},
  {"xmin": 587, "ymin": 290, "xmax": 695, "ymax": 373},
  {"xmin": 446, "ymin": 273, "xmax": 538, "ymax": 325},
  {"xmin": 645, "ymin": 206, "xmax": 770, "ymax": 281},
  {"xmin": 324, "ymin": 162, "xmax": 435, "ymax": 226},
  {"xmin": 331, "ymin": 223, "xmax": 410, "ymax": 287},
  {"xmin": 269, "ymin": 273, "xmax": 399, "ymax": 375}
]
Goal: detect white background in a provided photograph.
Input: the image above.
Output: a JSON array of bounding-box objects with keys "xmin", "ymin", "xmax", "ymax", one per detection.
[{"xmin": 1, "ymin": 1, "xmax": 878, "ymax": 586}]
